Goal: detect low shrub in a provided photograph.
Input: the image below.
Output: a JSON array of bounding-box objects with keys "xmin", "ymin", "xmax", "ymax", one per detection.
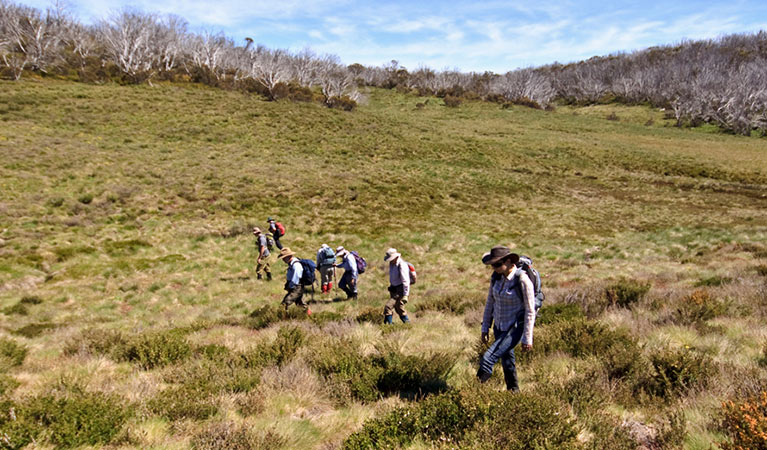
[
  {"xmin": 326, "ymin": 96, "xmax": 357, "ymax": 111},
  {"xmin": 343, "ymin": 387, "xmax": 577, "ymax": 449},
  {"xmin": 673, "ymin": 289, "xmax": 726, "ymax": 324},
  {"xmin": 655, "ymin": 409, "xmax": 687, "ymax": 449},
  {"xmin": 756, "ymin": 265, "xmax": 767, "ymax": 277},
  {"xmin": 78, "ymin": 193, "xmax": 93, "ymax": 204},
  {"xmin": 248, "ymin": 304, "xmax": 307, "ymax": 329},
  {"xmin": 355, "ymin": 307, "xmax": 382, "ymax": 324},
  {"xmin": 309, "ymin": 311, "xmax": 345, "ymax": 325},
  {"xmin": 414, "ymin": 291, "xmax": 472, "ymax": 315},
  {"xmin": 0, "ymin": 338, "xmax": 27, "ymax": 371},
  {"xmin": 19, "ymin": 296, "xmax": 42, "ymax": 305},
  {"xmin": 719, "ymin": 391, "xmax": 767, "ymax": 450},
  {"xmin": 695, "ymin": 275, "xmax": 733, "ymax": 287},
  {"xmin": 0, "ymin": 392, "xmax": 131, "ymax": 449},
  {"xmin": 248, "ymin": 325, "xmax": 306, "ymax": 367},
  {"xmin": 443, "ymin": 95, "xmax": 462, "ymax": 107},
  {"xmin": 522, "ymin": 318, "xmax": 638, "ymax": 362},
  {"xmin": 115, "ymin": 329, "xmax": 191, "ymax": 369},
  {"xmin": 63, "ymin": 328, "xmax": 127, "ymax": 357},
  {"xmin": 605, "ymin": 278, "xmax": 651, "ymax": 308},
  {"xmin": 0, "ymin": 374, "xmax": 20, "ymax": 395},
  {"xmin": 12, "ymin": 322, "xmax": 57, "ymax": 338},
  {"xmin": 192, "ymin": 421, "xmax": 288, "ymax": 450},
  {"xmin": 148, "ymin": 383, "xmax": 218, "ymax": 421},
  {"xmin": 534, "ymin": 302, "xmax": 584, "ymax": 325},
  {"xmin": 644, "ymin": 346, "xmax": 714, "ymax": 399},
  {"xmin": 2, "ymin": 303, "xmax": 28, "ymax": 316}
]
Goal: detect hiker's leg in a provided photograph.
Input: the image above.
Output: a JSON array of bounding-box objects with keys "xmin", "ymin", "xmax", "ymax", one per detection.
[
  {"xmin": 477, "ymin": 326, "xmax": 514, "ymax": 378},
  {"xmin": 394, "ymin": 297, "xmax": 408, "ymax": 320},
  {"xmin": 339, "ymin": 272, "xmax": 353, "ymax": 298},
  {"xmin": 384, "ymin": 297, "xmax": 397, "ymax": 317},
  {"xmin": 264, "ymin": 259, "xmax": 271, "ymax": 280},
  {"xmin": 274, "ymin": 237, "xmax": 283, "ymax": 250},
  {"xmin": 281, "ymin": 286, "xmax": 303, "ymax": 309},
  {"xmin": 500, "ymin": 315, "xmax": 525, "ymax": 391},
  {"xmin": 351, "ymin": 275, "xmax": 358, "ymax": 298}
]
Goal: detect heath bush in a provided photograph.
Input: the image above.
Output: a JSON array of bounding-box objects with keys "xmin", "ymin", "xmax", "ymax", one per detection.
[
  {"xmin": 644, "ymin": 346, "xmax": 714, "ymax": 399},
  {"xmin": 248, "ymin": 325, "xmax": 306, "ymax": 368},
  {"xmin": 523, "ymin": 318, "xmax": 638, "ymax": 362},
  {"xmin": 534, "ymin": 302, "xmax": 585, "ymax": 325},
  {"xmin": 248, "ymin": 304, "xmax": 307, "ymax": 329},
  {"xmin": 2, "ymin": 303, "xmax": 28, "ymax": 316},
  {"xmin": 0, "ymin": 338, "xmax": 27, "ymax": 371},
  {"xmin": 12, "ymin": 322, "xmax": 57, "ymax": 338},
  {"xmin": 192, "ymin": 421, "xmax": 287, "ymax": 450},
  {"xmin": 148, "ymin": 383, "xmax": 218, "ymax": 421},
  {"xmin": 414, "ymin": 291, "xmax": 472, "ymax": 315},
  {"xmin": 673, "ymin": 289, "xmax": 726, "ymax": 324},
  {"xmin": 443, "ymin": 95, "xmax": 462, "ymax": 107},
  {"xmin": 356, "ymin": 307, "xmax": 382, "ymax": 324},
  {"xmin": 719, "ymin": 391, "xmax": 767, "ymax": 450},
  {"xmin": 605, "ymin": 278, "xmax": 651, "ymax": 308},
  {"xmin": 115, "ymin": 329, "xmax": 191, "ymax": 369},
  {"xmin": 372, "ymin": 343, "xmax": 456, "ymax": 399},
  {"xmin": 63, "ymin": 328, "xmax": 127, "ymax": 357}
]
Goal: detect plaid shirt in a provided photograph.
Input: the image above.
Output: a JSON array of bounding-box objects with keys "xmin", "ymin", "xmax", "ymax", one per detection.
[{"xmin": 481, "ymin": 266, "xmax": 536, "ymax": 346}]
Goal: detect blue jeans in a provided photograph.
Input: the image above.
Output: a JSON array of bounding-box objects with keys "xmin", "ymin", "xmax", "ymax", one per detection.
[
  {"xmin": 478, "ymin": 311, "xmax": 525, "ymax": 391},
  {"xmin": 339, "ymin": 271, "xmax": 358, "ymax": 298}
]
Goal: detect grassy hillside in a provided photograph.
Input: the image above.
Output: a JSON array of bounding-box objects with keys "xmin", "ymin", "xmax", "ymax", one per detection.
[{"xmin": 0, "ymin": 79, "xmax": 766, "ymax": 449}]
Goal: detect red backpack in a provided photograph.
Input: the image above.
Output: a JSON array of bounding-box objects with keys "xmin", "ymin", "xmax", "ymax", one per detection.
[
  {"xmin": 404, "ymin": 261, "xmax": 417, "ymax": 285},
  {"xmin": 275, "ymin": 222, "xmax": 286, "ymax": 237}
]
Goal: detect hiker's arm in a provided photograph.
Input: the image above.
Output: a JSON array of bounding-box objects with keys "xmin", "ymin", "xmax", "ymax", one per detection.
[
  {"xmin": 399, "ymin": 262, "xmax": 410, "ymax": 297},
  {"xmin": 520, "ymin": 273, "xmax": 536, "ymax": 349},
  {"xmin": 481, "ymin": 285, "xmax": 494, "ymax": 336},
  {"xmin": 287, "ymin": 263, "xmax": 301, "ymax": 290}
]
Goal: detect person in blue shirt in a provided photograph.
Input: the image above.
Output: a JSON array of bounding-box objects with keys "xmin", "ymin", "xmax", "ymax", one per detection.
[
  {"xmin": 335, "ymin": 246, "xmax": 358, "ymax": 300},
  {"xmin": 278, "ymin": 247, "xmax": 310, "ymax": 315}
]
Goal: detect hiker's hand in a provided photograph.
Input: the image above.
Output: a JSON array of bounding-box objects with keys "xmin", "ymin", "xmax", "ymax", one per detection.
[
  {"xmin": 521, "ymin": 343, "xmax": 532, "ymax": 352},
  {"xmin": 481, "ymin": 332, "xmax": 489, "ymax": 344}
]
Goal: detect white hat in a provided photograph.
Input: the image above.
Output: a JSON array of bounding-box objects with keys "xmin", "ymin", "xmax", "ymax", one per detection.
[
  {"xmin": 384, "ymin": 248, "xmax": 400, "ymax": 263},
  {"xmin": 320, "ymin": 243, "xmax": 329, "ymax": 249},
  {"xmin": 336, "ymin": 246, "xmax": 348, "ymax": 257}
]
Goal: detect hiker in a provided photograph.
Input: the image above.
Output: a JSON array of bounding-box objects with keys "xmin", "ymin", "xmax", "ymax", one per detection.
[
  {"xmin": 383, "ymin": 248, "xmax": 410, "ymax": 324},
  {"xmin": 253, "ymin": 227, "xmax": 272, "ymax": 281},
  {"xmin": 335, "ymin": 246, "xmax": 358, "ymax": 300},
  {"xmin": 476, "ymin": 246, "xmax": 536, "ymax": 392},
  {"xmin": 316, "ymin": 244, "xmax": 336, "ymax": 294},
  {"xmin": 278, "ymin": 248, "xmax": 311, "ymax": 315},
  {"xmin": 266, "ymin": 217, "xmax": 285, "ymax": 250}
]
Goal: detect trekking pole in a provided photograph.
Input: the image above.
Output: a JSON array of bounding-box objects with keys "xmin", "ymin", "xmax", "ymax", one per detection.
[{"xmin": 333, "ymin": 267, "xmax": 337, "ymax": 292}]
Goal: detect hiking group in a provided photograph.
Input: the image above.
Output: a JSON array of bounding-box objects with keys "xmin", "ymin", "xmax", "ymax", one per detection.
[{"xmin": 254, "ymin": 219, "xmax": 544, "ymax": 391}]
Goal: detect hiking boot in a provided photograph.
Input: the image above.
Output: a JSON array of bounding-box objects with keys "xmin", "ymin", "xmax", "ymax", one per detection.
[
  {"xmin": 477, "ymin": 370, "xmax": 492, "ymax": 383},
  {"xmin": 504, "ymin": 370, "xmax": 520, "ymax": 392},
  {"xmin": 384, "ymin": 315, "xmax": 393, "ymax": 325},
  {"xmin": 266, "ymin": 273, "xmax": 272, "ymax": 281},
  {"xmin": 400, "ymin": 315, "xmax": 410, "ymax": 323}
]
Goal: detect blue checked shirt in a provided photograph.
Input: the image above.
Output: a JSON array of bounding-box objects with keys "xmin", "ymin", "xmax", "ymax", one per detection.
[{"xmin": 481, "ymin": 266, "xmax": 536, "ymax": 346}]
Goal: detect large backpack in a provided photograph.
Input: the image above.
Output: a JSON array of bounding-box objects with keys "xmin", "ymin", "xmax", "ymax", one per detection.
[
  {"xmin": 275, "ymin": 222, "xmax": 286, "ymax": 237},
  {"xmin": 298, "ymin": 259, "xmax": 316, "ymax": 286},
  {"xmin": 516, "ymin": 256, "xmax": 544, "ymax": 310},
  {"xmin": 404, "ymin": 260, "xmax": 417, "ymax": 285},
  {"xmin": 350, "ymin": 251, "xmax": 367, "ymax": 274},
  {"xmin": 263, "ymin": 234, "xmax": 275, "ymax": 251},
  {"xmin": 320, "ymin": 247, "xmax": 336, "ymax": 266}
]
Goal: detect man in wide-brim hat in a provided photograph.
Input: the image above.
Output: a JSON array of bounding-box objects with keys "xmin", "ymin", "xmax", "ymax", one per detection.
[
  {"xmin": 476, "ymin": 245, "xmax": 536, "ymax": 392},
  {"xmin": 278, "ymin": 247, "xmax": 310, "ymax": 314},
  {"xmin": 383, "ymin": 248, "xmax": 410, "ymax": 324},
  {"xmin": 334, "ymin": 246, "xmax": 359, "ymax": 300}
]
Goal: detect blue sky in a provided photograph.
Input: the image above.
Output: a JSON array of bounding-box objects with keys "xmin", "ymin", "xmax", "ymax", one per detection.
[{"xmin": 20, "ymin": 0, "xmax": 767, "ymax": 72}]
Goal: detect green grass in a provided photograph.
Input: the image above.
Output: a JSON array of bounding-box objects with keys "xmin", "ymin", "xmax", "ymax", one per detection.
[{"xmin": 0, "ymin": 79, "xmax": 765, "ymax": 448}]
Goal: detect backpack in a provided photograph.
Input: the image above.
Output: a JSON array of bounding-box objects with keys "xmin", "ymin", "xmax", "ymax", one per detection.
[
  {"xmin": 275, "ymin": 222, "xmax": 286, "ymax": 237},
  {"xmin": 350, "ymin": 251, "xmax": 367, "ymax": 274},
  {"xmin": 516, "ymin": 256, "xmax": 544, "ymax": 310},
  {"xmin": 404, "ymin": 261, "xmax": 417, "ymax": 285},
  {"xmin": 298, "ymin": 259, "xmax": 316, "ymax": 286},
  {"xmin": 319, "ymin": 247, "xmax": 335, "ymax": 266},
  {"xmin": 265, "ymin": 234, "xmax": 275, "ymax": 251}
]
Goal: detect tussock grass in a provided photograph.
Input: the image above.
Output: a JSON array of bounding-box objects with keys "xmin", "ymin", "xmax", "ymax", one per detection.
[{"xmin": 0, "ymin": 79, "xmax": 765, "ymax": 447}]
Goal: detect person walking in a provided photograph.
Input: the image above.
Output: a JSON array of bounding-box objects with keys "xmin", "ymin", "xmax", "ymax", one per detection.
[
  {"xmin": 266, "ymin": 217, "xmax": 285, "ymax": 250},
  {"xmin": 278, "ymin": 248, "xmax": 311, "ymax": 315},
  {"xmin": 316, "ymin": 244, "xmax": 336, "ymax": 294},
  {"xmin": 383, "ymin": 248, "xmax": 410, "ymax": 324},
  {"xmin": 253, "ymin": 227, "xmax": 272, "ymax": 281},
  {"xmin": 335, "ymin": 246, "xmax": 358, "ymax": 300},
  {"xmin": 476, "ymin": 246, "xmax": 536, "ymax": 392}
]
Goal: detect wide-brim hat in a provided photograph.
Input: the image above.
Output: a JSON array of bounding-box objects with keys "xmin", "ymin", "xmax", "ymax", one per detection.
[
  {"xmin": 253, "ymin": 227, "xmax": 262, "ymax": 234},
  {"xmin": 482, "ymin": 246, "xmax": 518, "ymax": 265},
  {"xmin": 267, "ymin": 217, "xmax": 274, "ymax": 222},
  {"xmin": 278, "ymin": 248, "xmax": 296, "ymax": 260},
  {"xmin": 384, "ymin": 248, "xmax": 400, "ymax": 262}
]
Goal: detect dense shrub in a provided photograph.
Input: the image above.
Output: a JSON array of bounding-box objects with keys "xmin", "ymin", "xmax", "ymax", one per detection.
[
  {"xmin": 148, "ymin": 383, "xmax": 219, "ymax": 421},
  {"xmin": 605, "ymin": 278, "xmax": 651, "ymax": 308},
  {"xmin": 2, "ymin": 303, "xmax": 28, "ymax": 316},
  {"xmin": 655, "ymin": 409, "xmax": 687, "ymax": 449},
  {"xmin": 355, "ymin": 307, "xmax": 382, "ymax": 324},
  {"xmin": 673, "ymin": 289, "xmax": 726, "ymax": 324},
  {"xmin": 248, "ymin": 304, "xmax": 306, "ymax": 329},
  {"xmin": 63, "ymin": 328, "xmax": 128, "ymax": 357},
  {"xmin": 310, "ymin": 339, "xmax": 456, "ymax": 403},
  {"xmin": 12, "ymin": 322, "xmax": 57, "ymax": 338},
  {"xmin": 19, "ymin": 296, "xmax": 42, "ymax": 305},
  {"xmin": 719, "ymin": 391, "xmax": 767, "ymax": 450},
  {"xmin": 414, "ymin": 291, "xmax": 473, "ymax": 315},
  {"xmin": 534, "ymin": 302, "xmax": 585, "ymax": 325},
  {"xmin": 115, "ymin": 329, "xmax": 191, "ymax": 369},
  {"xmin": 0, "ymin": 338, "xmax": 28, "ymax": 371},
  {"xmin": 326, "ymin": 96, "xmax": 357, "ymax": 111},
  {"xmin": 644, "ymin": 346, "xmax": 714, "ymax": 399},
  {"xmin": 0, "ymin": 392, "xmax": 131, "ymax": 449},
  {"xmin": 696, "ymin": 275, "xmax": 733, "ymax": 287},
  {"xmin": 523, "ymin": 318, "xmax": 638, "ymax": 361},
  {"xmin": 343, "ymin": 387, "xmax": 578, "ymax": 449},
  {"xmin": 443, "ymin": 95, "xmax": 462, "ymax": 107},
  {"xmin": 248, "ymin": 325, "xmax": 306, "ymax": 367},
  {"xmin": 192, "ymin": 421, "xmax": 287, "ymax": 450},
  {"xmin": 0, "ymin": 374, "xmax": 20, "ymax": 395}
]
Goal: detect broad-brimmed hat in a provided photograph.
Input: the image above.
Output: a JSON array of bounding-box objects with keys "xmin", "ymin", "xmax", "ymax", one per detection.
[
  {"xmin": 253, "ymin": 227, "xmax": 262, "ymax": 234},
  {"xmin": 336, "ymin": 246, "xmax": 348, "ymax": 258},
  {"xmin": 384, "ymin": 248, "xmax": 400, "ymax": 263},
  {"xmin": 278, "ymin": 247, "xmax": 296, "ymax": 260},
  {"xmin": 482, "ymin": 246, "xmax": 519, "ymax": 265},
  {"xmin": 267, "ymin": 217, "xmax": 274, "ymax": 222}
]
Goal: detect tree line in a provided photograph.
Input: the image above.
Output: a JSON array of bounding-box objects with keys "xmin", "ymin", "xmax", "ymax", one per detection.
[{"xmin": 1, "ymin": 0, "xmax": 765, "ymax": 133}]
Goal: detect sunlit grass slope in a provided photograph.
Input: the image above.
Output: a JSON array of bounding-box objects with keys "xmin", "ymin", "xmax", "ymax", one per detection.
[{"xmin": 0, "ymin": 79, "xmax": 765, "ymax": 449}]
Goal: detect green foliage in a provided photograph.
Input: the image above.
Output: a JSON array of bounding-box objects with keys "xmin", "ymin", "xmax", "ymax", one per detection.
[
  {"xmin": 191, "ymin": 421, "xmax": 287, "ymax": 450},
  {"xmin": 19, "ymin": 296, "xmax": 42, "ymax": 305},
  {"xmin": 0, "ymin": 374, "xmax": 20, "ymax": 395},
  {"xmin": 673, "ymin": 289, "xmax": 727, "ymax": 324},
  {"xmin": 605, "ymin": 278, "xmax": 651, "ymax": 308},
  {"xmin": 719, "ymin": 391, "xmax": 767, "ymax": 450},
  {"xmin": 2, "ymin": 303, "xmax": 28, "ymax": 316},
  {"xmin": 695, "ymin": 275, "xmax": 733, "ymax": 287},
  {"xmin": 147, "ymin": 383, "xmax": 219, "ymax": 421},
  {"xmin": 103, "ymin": 239, "xmax": 152, "ymax": 255},
  {"xmin": 645, "ymin": 346, "xmax": 714, "ymax": 399},
  {"xmin": 54, "ymin": 245, "xmax": 96, "ymax": 261},
  {"xmin": 248, "ymin": 325, "xmax": 306, "ymax": 367},
  {"xmin": 343, "ymin": 387, "xmax": 578, "ymax": 450},
  {"xmin": 414, "ymin": 291, "xmax": 473, "ymax": 315},
  {"xmin": 355, "ymin": 307, "xmax": 382, "ymax": 324},
  {"xmin": 248, "ymin": 304, "xmax": 307, "ymax": 329},
  {"xmin": 77, "ymin": 193, "xmax": 94, "ymax": 204},
  {"xmin": 534, "ymin": 302, "xmax": 585, "ymax": 325},
  {"xmin": 12, "ymin": 322, "xmax": 57, "ymax": 338},
  {"xmin": 523, "ymin": 318, "xmax": 638, "ymax": 362},
  {"xmin": 326, "ymin": 96, "xmax": 357, "ymax": 111},
  {"xmin": 116, "ymin": 329, "xmax": 191, "ymax": 369},
  {"xmin": 0, "ymin": 338, "xmax": 27, "ymax": 372},
  {"xmin": 0, "ymin": 392, "xmax": 131, "ymax": 449},
  {"xmin": 63, "ymin": 328, "xmax": 128, "ymax": 358},
  {"xmin": 655, "ymin": 409, "xmax": 687, "ymax": 449},
  {"xmin": 443, "ymin": 95, "xmax": 462, "ymax": 107}
]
